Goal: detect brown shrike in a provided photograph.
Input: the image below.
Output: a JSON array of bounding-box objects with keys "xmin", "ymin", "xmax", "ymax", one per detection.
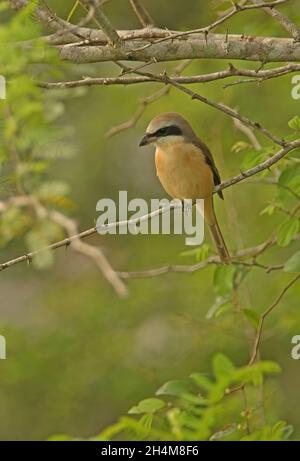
[{"xmin": 139, "ymin": 112, "xmax": 231, "ymax": 264}]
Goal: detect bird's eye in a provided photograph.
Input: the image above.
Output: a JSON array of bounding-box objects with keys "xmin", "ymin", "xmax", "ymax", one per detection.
[
  {"xmin": 157, "ymin": 127, "xmax": 167, "ymax": 135},
  {"xmin": 156, "ymin": 127, "xmax": 168, "ymax": 136},
  {"xmin": 154, "ymin": 125, "xmax": 182, "ymax": 138}
]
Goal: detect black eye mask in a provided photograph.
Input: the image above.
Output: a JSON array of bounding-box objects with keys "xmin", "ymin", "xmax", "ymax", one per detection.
[{"xmin": 152, "ymin": 125, "xmax": 183, "ymax": 138}]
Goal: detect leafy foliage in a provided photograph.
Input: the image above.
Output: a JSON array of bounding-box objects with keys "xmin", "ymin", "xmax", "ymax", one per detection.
[
  {"xmin": 57, "ymin": 353, "xmax": 286, "ymax": 441},
  {"xmin": 0, "ymin": 3, "xmax": 74, "ymax": 267},
  {"xmin": 1, "ymin": 0, "xmax": 300, "ymax": 443}
]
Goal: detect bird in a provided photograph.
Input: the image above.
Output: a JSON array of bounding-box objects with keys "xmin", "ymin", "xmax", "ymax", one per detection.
[{"xmin": 139, "ymin": 112, "xmax": 231, "ymax": 264}]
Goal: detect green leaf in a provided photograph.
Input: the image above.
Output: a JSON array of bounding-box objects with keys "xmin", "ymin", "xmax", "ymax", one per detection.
[
  {"xmin": 284, "ymin": 251, "xmax": 300, "ymax": 272},
  {"xmin": 206, "ymin": 296, "xmax": 231, "ymax": 319},
  {"xmin": 180, "ymin": 243, "xmax": 210, "ymax": 261},
  {"xmin": 138, "ymin": 414, "xmax": 153, "ymax": 438},
  {"xmin": 288, "ymin": 115, "xmax": 300, "ymax": 131},
  {"xmin": 241, "ymin": 148, "xmax": 270, "ymax": 170},
  {"xmin": 242, "ymin": 421, "xmax": 293, "ymax": 441},
  {"xmin": 210, "ymin": 424, "xmax": 238, "ymax": 441},
  {"xmin": 213, "ymin": 354, "xmax": 235, "ymax": 380},
  {"xmin": 243, "ymin": 309, "xmax": 260, "ymax": 329},
  {"xmin": 156, "ymin": 380, "xmax": 192, "ymax": 397},
  {"xmin": 277, "ymin": 218, "xmax": 299, "ymax": 247},
  {"xmin": 287, "ymin": 176, "xmax": 300, "ymax": 195},
  {"xmin": 213, "ymin": 265, "xmax": 236, "ymax": 295},
  {"xmin": 278, "ymin": 166, "xmax": 299, "ymax": 187},
  {"xmin": 260, "ymin": 203, "xmax": 276, "ymax": 216},
  {"xmin": 190, "ymin": 373, "xmax": 213, "ymax": 392},
  {"xmin": 128, "ymin": 398, "xmax": 165, "ymax": 415},
  {"xmin": 234, "ymin": 361, "xmax": 281, "ymax": 387}
]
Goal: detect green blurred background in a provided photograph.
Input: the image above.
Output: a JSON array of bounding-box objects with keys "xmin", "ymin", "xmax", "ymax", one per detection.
[{"xmin": 1, "ymin": 0, "xmax": 300, "ymax": 440}]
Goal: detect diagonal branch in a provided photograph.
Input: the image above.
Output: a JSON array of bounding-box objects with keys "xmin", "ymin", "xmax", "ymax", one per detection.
[
  {"xmin": 80, "ymin": 0, "xmax": 122, "ymax": 45},
  {"xmin": 249, "ymin": 273, "xmax": 300, "ymax": 364},
  {"xmin": 250, "ymin": 0, "xmax": 300, "ymax": 41},
  {"xmin": 48, "ymin": 209, "xmax": 128, "ymax": 298},
  {"xmin": 105, "ymin": 59, "xmax": 192, "ymax": 138},
  {"xmin": 1, "ymin": 135, "xmax": 300, "ymax": 275},
  {"xmin": 129, "ymin": 0, "xmax": 155, "ymax": 28},
  {"xmin": 131, "ymin": 69, "xmax": 286, "ymax": 146},
  {"xmin": 0, "ymin": 196, "xmax": 128, "ymax": 298}
]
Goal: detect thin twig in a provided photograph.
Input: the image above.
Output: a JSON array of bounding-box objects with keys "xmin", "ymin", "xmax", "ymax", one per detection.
[
  {"xmin": 249, "ymin": 273, "xmax": 300, "ymax": 364},
  {"xmin": 129, "ymin": 0, "xmax": 155, "ymax": 28},
  {"xmin": 132, "ymin": 0, "xmax": 290, "ymax": 51},
  {"xmin": 233, "ymin": 118, "xmax": 262, "ymax": 151},
  {"xmin": 250, "ymin": 0, "xmax": 300, "ymax": 41},
  {"xmin": 0, "ymin": 195, "xmax": 128, "ymax": 298},
  {"xmin": 39, "ymin": 63, "xmax": 300, "ymax": 89},
  {"xmin": 105, "ymin": 60, "xmax": 192, "ymax": 137},
  {"xmin": 80, "ymin": 0, "xmax": 122, "ymax": 45},
  {"xmin": 129, "ymin": 69, "xmax": 286, "ymax": 147}
]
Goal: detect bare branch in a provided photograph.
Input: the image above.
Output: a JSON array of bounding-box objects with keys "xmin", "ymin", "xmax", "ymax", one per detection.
[
  {"xmin": 80, "ymin": 0, "xmax": 122, "ymax": 45},
  {"xmin": 1, "ymin": 132, "xmax": 300, "ymax": 275},
  {"xmin": 39, "ymin": 63, "xmax": 300, "ymax": 89},
  {"xmin": 250, "ymin": 0, "xmax": 300, "ymax": 41},
  {"xmin": 48, "ymin": 209, "xmax": 128, "ymax": 298},
  {"xmin": 0, "ymin": 202, "xmax": 182, "ymax": 273},
  {"xmin": 129, "ymin": 0, "xmax": 155, "ymax": 28},
  {"xmin": 132, "ymin": 0, "xmax": 291, "ymax": 50},
  {"xmin": 105, "ymin": 60, "xmax": 192, "ymax": 138},
  {"xmin": 234, "ymin": 118, "xmax": 262, "ymax": 151},
  {"xmin": 249, "ymin": 273, "xmax": 300, "ymax": 364},
  {"xmin": 0, "ymin": 196, "xmax": 128, "ymax": 298},
  {"xmin": 132, "ymin": 70, "xmax": 285, "ymax": 146},
  {"xmin": 105, "ymin": 86, "xmax": 170, "ymax": 138},
  {"xmin": 56, "ymin": 33, "xmax": 300, "ymax": 63},
  {"xmin": 216, "ymin": 139, "xmax": 300, "ymax": 192}
]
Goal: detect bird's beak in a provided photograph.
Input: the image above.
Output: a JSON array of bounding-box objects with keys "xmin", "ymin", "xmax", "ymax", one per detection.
[{"xmin": 139, "ymin": 133, "xmax": 156, "ymax": 147}]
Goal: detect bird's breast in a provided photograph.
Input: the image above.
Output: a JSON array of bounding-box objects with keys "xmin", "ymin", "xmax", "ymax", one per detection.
[{"xmin": 155, "ymin": 142, "xmax": 214, "ymax": 200}]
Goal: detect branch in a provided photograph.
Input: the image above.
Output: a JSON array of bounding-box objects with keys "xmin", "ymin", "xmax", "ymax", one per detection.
[
  {"xmin": 216, "ymin": 139, "xmax": 300, "ymax": 192},
  {"xmin": 133, "ymin": 70, "xmax": 285, "ymax": 146},
  {"xmin": 105, "ymin": 59, "xmax": 191, "ymax": 137},
  {"xmin": 105, "ymin": 86, "xmax": 170, "ymax": 138},
  {"xmin": 250, "ymin": 0, "xmax": 300, "ymax": 41},
  {"xmin": 80, "ymin": 0, "xmax": 122, "ymax": 46},
  {"xmin": 249, "ymin": 273, "xmax": 300, "ymax": 364},
  {"xmin": 0, "ymin": 202, "xmax": 182, "ymax": 273},
  {"xmin": 129, "ymin": 0, "xmax": 155, "ymax": 28},
  {"xmin": 134, "ymin": 0, "xmax": 291, "ymax": 50},
  {"xmin": 1, "ymin": 131, "xmax": 300, "ymax": 274},
  {"xmin": 48, "ymin": 209, "xmax": 128, "ymax": 298},
  {"xmin": 56, "ymin": 33, "xmax": 300, "ymax": 63},
  {"xmin": 117, "ymin": 239, "xmax": 284, "ymax": 280},
  {"xmin": 0, "ymin": 196, "xmax": 128, "ymax": 298},
  {"xmin": 38, "ymin": 63, "xmax": 300, "ymax": 89},
  {"xmin": 234, "ymin": 118, "xmax": 262, "ymax": 151}
]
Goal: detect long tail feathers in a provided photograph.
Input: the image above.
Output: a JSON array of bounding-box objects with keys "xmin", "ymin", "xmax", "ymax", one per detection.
[
  {"xmin": 208, "ymin": 219, "xmax": 231, "ymax": 265},
  {"xmin": 197, "ymin": 199, "xmax": 231, "ymax": 265}
]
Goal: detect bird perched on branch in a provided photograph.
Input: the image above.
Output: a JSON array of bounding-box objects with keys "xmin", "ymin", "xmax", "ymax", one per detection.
[{"xmin": 139, "ymin": 112, "xmax": 230, "ymax": 264}]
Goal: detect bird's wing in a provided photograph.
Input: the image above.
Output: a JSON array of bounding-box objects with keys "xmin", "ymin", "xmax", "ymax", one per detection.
[{"xmin": 192, "ymin": 137, "xmax": 224, "ymax": 200}]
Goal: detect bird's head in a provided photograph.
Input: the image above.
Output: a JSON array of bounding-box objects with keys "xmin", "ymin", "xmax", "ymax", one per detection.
[{"xmin": 139, "ymin": 112, "xmax": 194, "ymax": 148}]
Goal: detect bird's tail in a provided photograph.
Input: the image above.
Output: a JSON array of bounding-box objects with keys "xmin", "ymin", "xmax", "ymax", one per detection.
[{"xmin": 197, "ymin": 198, "xmax": 231, "ymax": 265}]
